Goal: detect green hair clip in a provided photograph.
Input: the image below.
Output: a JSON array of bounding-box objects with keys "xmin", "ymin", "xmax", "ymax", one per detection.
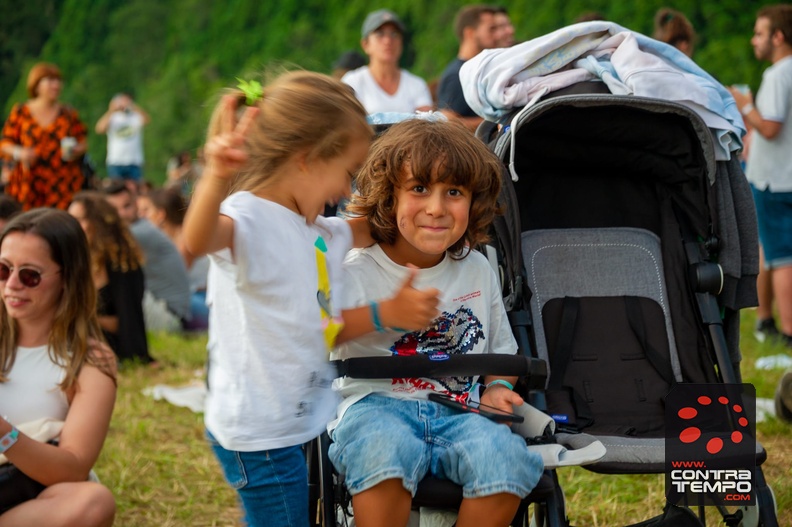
[{"xmin": 236, "ymin": 78, "xmax": 263, "ymax": 105}]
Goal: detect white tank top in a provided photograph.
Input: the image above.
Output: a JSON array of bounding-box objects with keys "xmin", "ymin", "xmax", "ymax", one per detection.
[{"xmin": 0, "ymin": 345, "xmax": 68, "ymax": 426}]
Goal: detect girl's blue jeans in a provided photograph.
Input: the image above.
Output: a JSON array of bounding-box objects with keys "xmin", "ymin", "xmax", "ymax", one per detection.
[{"xmin": 206, "ymin": 430, "xmax": 308, "ymax": 527}]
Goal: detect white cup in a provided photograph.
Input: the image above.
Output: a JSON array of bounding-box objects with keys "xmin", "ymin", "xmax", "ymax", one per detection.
[{"xmin": 61, "ymin": 136, "xmax": 77, "ymax": 162}]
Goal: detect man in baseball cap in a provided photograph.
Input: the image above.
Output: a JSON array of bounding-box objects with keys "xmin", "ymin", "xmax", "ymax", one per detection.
[
  {"xmin": 361, "ymin": 8, "xmax": 406, "ymax": 38},
  {"xmin": 342, "ymin": 9, "xmax": 432, "ymax": 114}
]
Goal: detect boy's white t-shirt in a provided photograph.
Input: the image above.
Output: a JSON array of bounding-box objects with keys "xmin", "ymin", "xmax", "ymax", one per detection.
[
  {"xmin": 205, "ymin": 192, "xmax": 350, "ymax": 451},
  {"xmin": 106, "ymin": 111, "xmax": 145, "ymax": 165},
  {"xmin": 342, "ymin": 66, "xmax": 433, "ymax": 114},
  {"xmin": 329, "ymin": 244, "xmax": 517, "ymax": 433}
]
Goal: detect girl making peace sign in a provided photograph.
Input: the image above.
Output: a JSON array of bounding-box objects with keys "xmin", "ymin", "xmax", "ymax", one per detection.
[{"xmin": 183, "ymin": 71, "xmax": 440, "ymax": 526}]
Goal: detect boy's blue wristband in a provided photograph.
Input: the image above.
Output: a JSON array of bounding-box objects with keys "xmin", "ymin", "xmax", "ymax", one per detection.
[
  {"xmin": 486, "ymin": 379, "xmax": 514, "ymax": 391},
  {"xmin": 369, "ymin": 301, "xmax": 386, "ymax": 333}
]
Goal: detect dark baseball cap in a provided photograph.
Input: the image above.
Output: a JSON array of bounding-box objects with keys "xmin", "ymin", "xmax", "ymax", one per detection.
[{"xmin": 361, "ymin": 9, "xmax": 406, "ymax": 38}]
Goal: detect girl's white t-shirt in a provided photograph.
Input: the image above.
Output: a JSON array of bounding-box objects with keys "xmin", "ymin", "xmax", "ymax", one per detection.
[
  {"xmin": 0, "ymin": 345, "xmax": 68, "ymax": 426},
  {"xmin": 205, "ymin": 192, "xmax": 350, "ymax": 451}
]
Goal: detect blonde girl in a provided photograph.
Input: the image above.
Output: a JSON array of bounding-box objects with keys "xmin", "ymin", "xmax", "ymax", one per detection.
[{"xmin": 183, "ymin": 71, "xmax": 439, "ymax": 526}]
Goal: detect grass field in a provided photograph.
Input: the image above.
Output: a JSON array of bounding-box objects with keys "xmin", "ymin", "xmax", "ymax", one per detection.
[{"xmin": 96, "ymin": 310, "xmax": 791, "ymax": 526}]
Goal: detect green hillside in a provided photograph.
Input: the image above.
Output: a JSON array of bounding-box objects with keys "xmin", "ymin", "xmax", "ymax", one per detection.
[{"xmin": 0, "ymin": 0, "xmax": 775, "ymax": 183}]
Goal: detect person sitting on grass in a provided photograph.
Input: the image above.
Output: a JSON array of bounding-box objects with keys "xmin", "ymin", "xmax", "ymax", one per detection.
[
  {"xmin": 329, "ymin": 118, "xmax": 544, "ymax": 527},
  {"xmin": 0, "ymin": 208, "xmax": 116, "ymax": 526},
  {"xmin": 138, "ymin": 187, "xmax": 209, "ymax": 331},
  {"xmin": 69, "ymin": 192, "xmax": 151, "ymax": 364},
  {"xmin": 103, "ymin": 180, "xmax": 192, "ymax": 334}
]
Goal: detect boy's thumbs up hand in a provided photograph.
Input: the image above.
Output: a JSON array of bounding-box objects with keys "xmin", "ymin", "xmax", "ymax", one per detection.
[{"xmin": 378, "ymin": 265, "xmax": 440, "ymax": 332}]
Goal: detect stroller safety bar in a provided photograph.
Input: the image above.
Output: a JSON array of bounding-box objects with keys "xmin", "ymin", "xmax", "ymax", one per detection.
[{"xmin": 332, "ymin": 354, "xmax": 547, "ymax": 389}]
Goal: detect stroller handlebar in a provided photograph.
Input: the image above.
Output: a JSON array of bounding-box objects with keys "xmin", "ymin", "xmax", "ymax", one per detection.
[{"xmin": 332, "ymin": 354, "xmax": 547, "ymax": 390}]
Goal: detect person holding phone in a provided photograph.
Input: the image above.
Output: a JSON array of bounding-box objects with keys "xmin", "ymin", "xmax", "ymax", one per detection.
[{"xmin": 95, "ymin": 92, "xmax": 150, "ymax": 183}]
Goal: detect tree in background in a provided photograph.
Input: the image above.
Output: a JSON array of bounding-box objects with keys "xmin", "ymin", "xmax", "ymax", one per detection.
[
  {"xmin": 0, "ymin": 0, "xmax": 62, "ymax": 107},
  {"xmin": 1, "ymin": 0, "xmax": 776, "ymax": 185}
]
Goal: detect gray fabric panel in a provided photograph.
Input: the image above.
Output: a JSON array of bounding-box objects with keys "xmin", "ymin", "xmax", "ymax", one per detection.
[
  {"xmin": 522, "ymin": 227, "xmax": 681, "ymax": 382},
  {"xmin": 584, "ymin": 435, "xmax": 666, "ymax": 466},
  {"xmin": 560, "ymin": 434, "xmax": 766, "ymax": 466}
]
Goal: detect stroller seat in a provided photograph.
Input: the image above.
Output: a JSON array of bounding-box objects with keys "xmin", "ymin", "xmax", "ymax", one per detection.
[
  {"xmin": 523, "ymin": 227, "xmax": 679, "ymax": 445},
  {"xmin": 310, "ymin": 353, "xmax": 605, "ymax": 526},
  {"xmin": 412, "ymin": 472, "xmax": 556, "ymax": 509},
  {"xmin": 523, "ymin": 227, "xmax": 769, "ymax": 473},
  {"xmin": 523, "ymin": 226, "xmax": 682, "ymax": 385}
]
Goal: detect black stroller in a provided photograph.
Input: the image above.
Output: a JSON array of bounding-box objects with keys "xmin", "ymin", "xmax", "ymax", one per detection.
[
  {"xmin": 309, "ymin": 23, "xmax": 780, "ymax": 521},
  {"xmin": 477, "ymin": 78, "xmax": 779, "ymax": 526}
]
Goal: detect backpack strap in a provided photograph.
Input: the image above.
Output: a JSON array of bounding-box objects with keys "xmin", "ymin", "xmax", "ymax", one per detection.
[
  {"xmin": 547, "ymin": 297, "xmax": 596, "ymax": 429},
  {"xmin": 624, "ymin": 296, "xmax": 676, "ymax": 386},
  {"xmin": 548, "ymin": 296, "xmax": 580, "ymax": 390}
]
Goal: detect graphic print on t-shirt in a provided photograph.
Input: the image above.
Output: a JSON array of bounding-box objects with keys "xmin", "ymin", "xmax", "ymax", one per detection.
[
  {"xmin": 113, "ymin": 124, "xmax": 135, "ymax": 138},
  {"xmin": 390, "ymin": 306, "xmax": 484, "ymax": 397},
  {"xmin": 315, "ymin": 236, "xmax": 343, "ymax": 353}
]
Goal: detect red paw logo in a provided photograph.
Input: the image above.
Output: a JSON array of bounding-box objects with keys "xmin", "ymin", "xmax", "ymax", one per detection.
[
  {"xmin": 676, "ymin": 395, "xmax": 750, "ymax": 454},
  {"xmin": 665, "ymin": 383, "xmax": 756, "ymax": 507}
]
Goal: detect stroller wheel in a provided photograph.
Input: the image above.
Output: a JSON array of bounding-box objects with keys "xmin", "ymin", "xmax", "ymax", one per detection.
[{"xmin": 737, "ymin": 483, "xmax": 778, "ymax": 527}]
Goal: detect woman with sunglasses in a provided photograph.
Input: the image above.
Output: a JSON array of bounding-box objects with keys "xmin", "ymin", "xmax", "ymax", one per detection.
[{"xmin": 0, "ymin": 208, "xmax": 116, "ymax": 526}]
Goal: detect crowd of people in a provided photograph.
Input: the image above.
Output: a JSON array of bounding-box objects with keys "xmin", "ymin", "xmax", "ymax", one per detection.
[
  {"xmin": 0, "ymin": 46, "xmax": 209, "ymax": 520},
  {"xmin": 0, "ymin": 3, "xmax": 791, "ymax": 527}
]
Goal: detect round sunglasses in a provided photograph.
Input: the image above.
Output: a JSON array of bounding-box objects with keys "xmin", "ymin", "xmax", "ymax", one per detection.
[{"xmin": 0, "ymin": 263, "xmax": 59, "ymax": 288}]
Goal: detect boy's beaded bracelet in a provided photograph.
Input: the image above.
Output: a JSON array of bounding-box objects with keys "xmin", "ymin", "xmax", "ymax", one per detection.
[
  {"xmin": 0, "ymin": 426, "xmax": 19, "ymax": 454},
  {"xmin": 369, "ymin": 301, "xmax": 386, "ymax": 333},
  {"xmin": 486, "ymin": 379, "xmax": 514, "ymax": 391}
]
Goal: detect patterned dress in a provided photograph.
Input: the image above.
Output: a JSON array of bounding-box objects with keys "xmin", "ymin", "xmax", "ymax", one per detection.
[{"xmin": 1, "ymin": 103, "xmax": 87, "ymax": 210}]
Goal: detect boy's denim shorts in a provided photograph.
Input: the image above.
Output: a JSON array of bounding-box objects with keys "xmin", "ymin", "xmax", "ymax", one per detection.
[
  {"xmin": 752, "ymin": 184, "xmax": 792, "ymax": 269},
  {"xmin": 329, "ymin": 394, "xmax": 543, "ymax": 499}
]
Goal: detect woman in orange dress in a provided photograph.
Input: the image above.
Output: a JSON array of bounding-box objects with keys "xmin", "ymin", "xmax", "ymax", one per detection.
[{"xmin": 0, "ymin": 63, "xmax": 87, "ymax": 210}]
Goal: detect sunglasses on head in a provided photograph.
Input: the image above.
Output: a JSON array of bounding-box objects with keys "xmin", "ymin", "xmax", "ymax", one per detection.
[{"xmin": 0, "ymin": 263, "xmax": 54, "ymax": 288}]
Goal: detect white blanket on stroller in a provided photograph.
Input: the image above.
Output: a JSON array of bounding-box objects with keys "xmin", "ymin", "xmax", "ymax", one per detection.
[{"xmin": 459, "ymin": 21, "xmax": 744, "ymax": 161}]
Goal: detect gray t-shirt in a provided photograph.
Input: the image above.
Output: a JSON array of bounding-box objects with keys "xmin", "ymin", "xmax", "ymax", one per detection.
[{"xmin": 130, "ymin": 218, "xmax": 191, "ymax": 320}]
